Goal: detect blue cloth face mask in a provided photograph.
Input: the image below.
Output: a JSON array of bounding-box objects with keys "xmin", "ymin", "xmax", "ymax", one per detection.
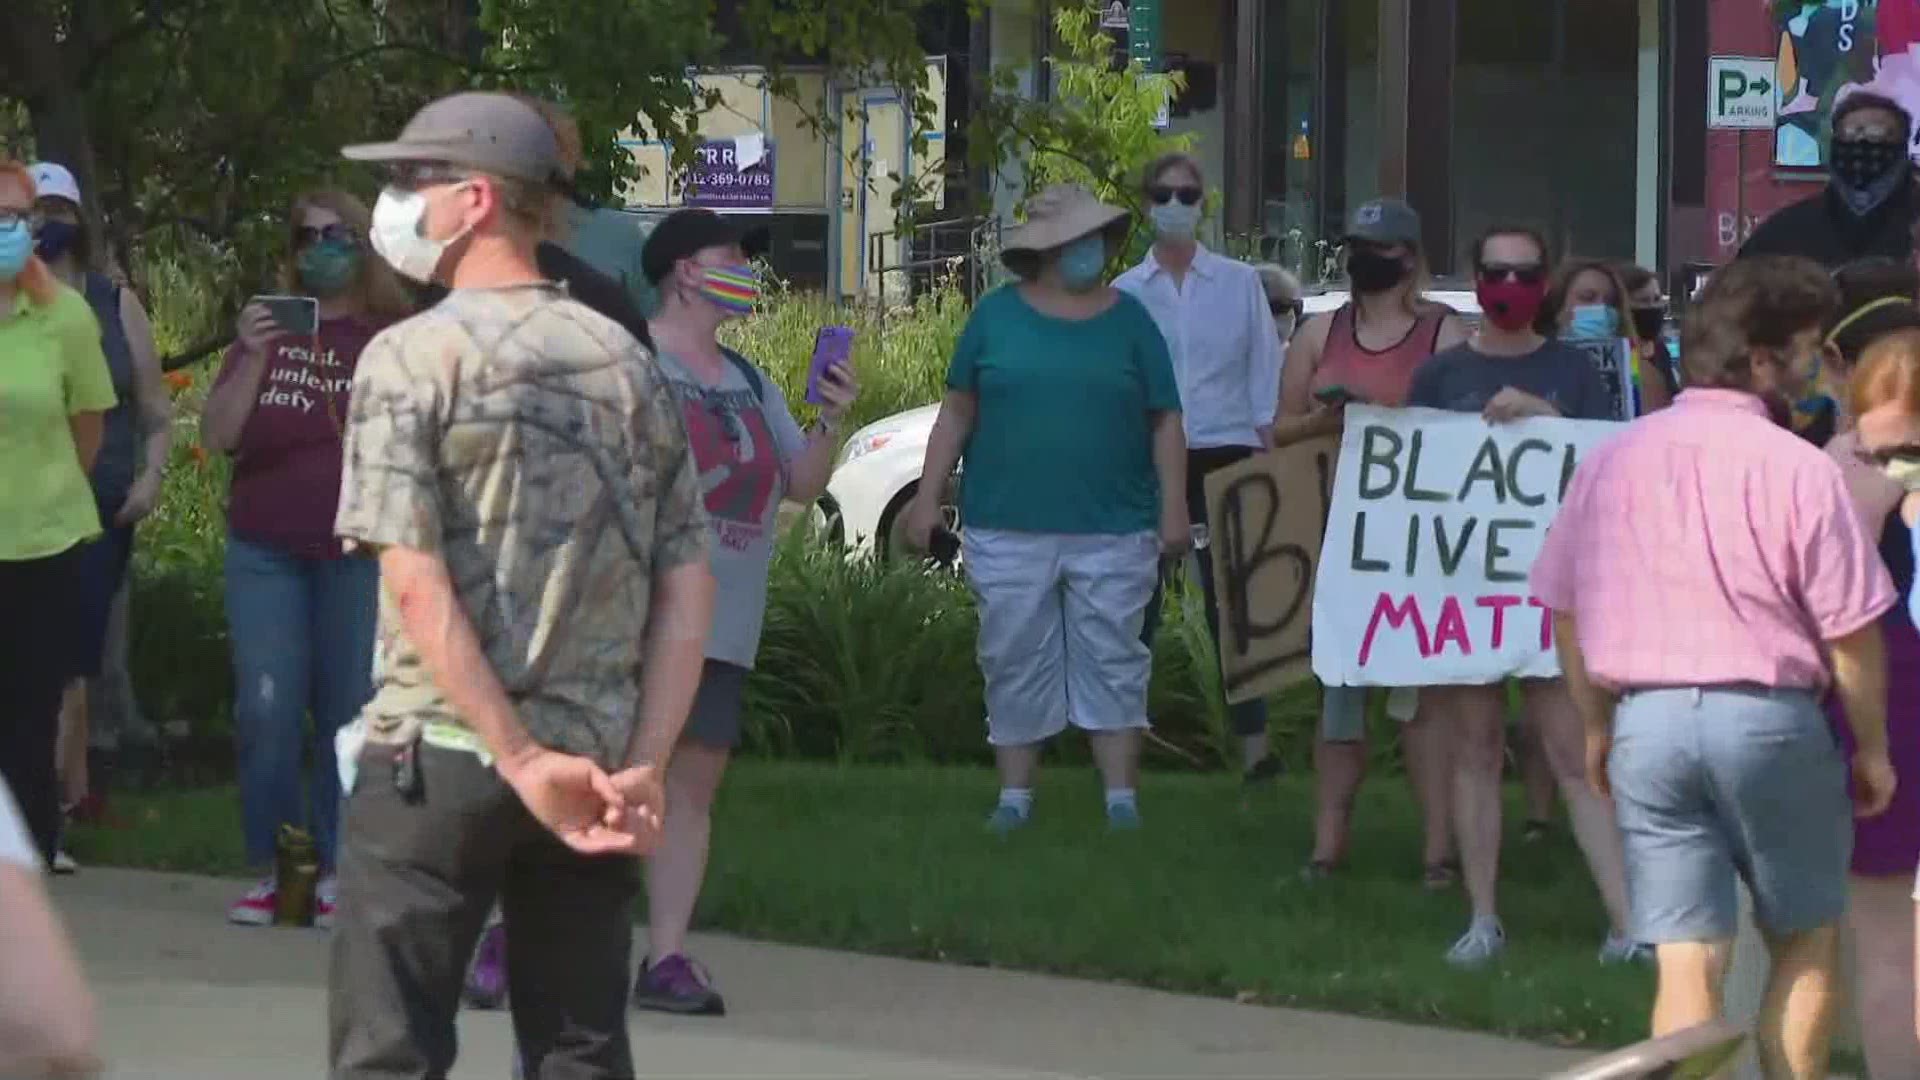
[
  {"xmin": 1567, "ymin": 303, "xmax": 1620, "ymax": 340},
  {"xmin": 1055, "ymin": 232, "xmax": 1108, "ymax": 292},
  {"xmin": 0, "ymin": 221, "xmax": 31, "ymax": 281}
]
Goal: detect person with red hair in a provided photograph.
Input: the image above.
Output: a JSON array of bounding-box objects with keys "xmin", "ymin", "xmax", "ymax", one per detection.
[{"xmin": 0, "ymin": 160, "xmax": 118, "ymax": 866}]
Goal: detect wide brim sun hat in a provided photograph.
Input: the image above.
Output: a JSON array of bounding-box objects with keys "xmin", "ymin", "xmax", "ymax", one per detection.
[{"xmin": 1001, "ymin": 183, "xmax": 1130, "ymax": 277}]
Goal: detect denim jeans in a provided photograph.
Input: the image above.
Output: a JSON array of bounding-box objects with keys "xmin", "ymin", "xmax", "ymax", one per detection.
[{"xmin": 224, "ymin": 534, "xmax": 378, "ymax": 870}]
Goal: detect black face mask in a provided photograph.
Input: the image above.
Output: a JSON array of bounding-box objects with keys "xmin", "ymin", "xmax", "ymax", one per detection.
[
  {"xmin": 1630, "ymin": 306, "xmax": 1664, "ymax": 342},
  {"xmin": 1830, "ymin": 136, "xmax": 1910, "ymax": 216},
  {"xmin": 1346, "ymin": 249, "xmax": 1409, "ymax": 294}
]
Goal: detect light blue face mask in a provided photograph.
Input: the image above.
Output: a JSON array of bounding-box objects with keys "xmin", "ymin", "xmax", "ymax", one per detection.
[
  {"xmin": 1567, "ymin": 303, "xmax": 1620, "ymax": 340},
  {"xmin": 1055, "ymin": 232, "xmax": 1109, "ymax": 292},
  {"xmin": 0, "ymin": 220, "xmax": 31, "ymax": 281}
]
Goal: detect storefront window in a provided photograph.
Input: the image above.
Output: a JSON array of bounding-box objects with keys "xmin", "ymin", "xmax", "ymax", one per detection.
[{"xmin": 1453, "ymin": 0, "xmax": 1640, "ymax": 265}]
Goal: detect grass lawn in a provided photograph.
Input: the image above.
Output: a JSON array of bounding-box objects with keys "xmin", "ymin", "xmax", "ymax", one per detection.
[{"xmin": 68, "ymin": 760, "xmax": 1650, "ymax": 1050}]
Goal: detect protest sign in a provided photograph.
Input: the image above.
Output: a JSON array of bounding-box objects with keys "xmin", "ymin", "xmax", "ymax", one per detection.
[
  {"xmin": 1203, "ymin": 434, "xmax": 1339, "ymax": 704},
  {"xmin": 1311, "ymin": 405, "xmax": 1621, "ymax": 687},
  {"xmin": 1566, "ymin": 336, "xmax": 1637, "ymax": 421}
]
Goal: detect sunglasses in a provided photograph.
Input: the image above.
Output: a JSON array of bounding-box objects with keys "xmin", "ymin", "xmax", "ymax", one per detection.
[
  {"xmin": 1477, "ymin": 263, "xmax": 1547, "ymax": 286},
  {"xmin": 295, "ymin": 223, "xmax": 358, "ymax": 249},
  {"xmin": 1147, "ymin": 185, "xmax": 1202, "ymax": 207},
  {"xmin": 381, "ymin": 162, "xmax": 474, "ymax": 193}
]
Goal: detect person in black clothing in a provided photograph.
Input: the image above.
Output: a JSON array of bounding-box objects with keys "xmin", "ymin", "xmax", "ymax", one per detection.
[{"xmin": 1742, "ymin": 92, "xmax": 1918, "ymax": 270}]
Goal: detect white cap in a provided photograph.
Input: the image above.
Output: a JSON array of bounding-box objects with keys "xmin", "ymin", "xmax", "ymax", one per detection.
[{"xmin": 28, "ymin": 162, "xmax": 81, "ymax": 206}]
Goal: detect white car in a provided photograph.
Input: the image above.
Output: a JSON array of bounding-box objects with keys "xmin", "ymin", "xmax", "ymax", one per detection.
[{"xmin": 819, "ymin": 285, "xmax": 1482, "ymax": 560}]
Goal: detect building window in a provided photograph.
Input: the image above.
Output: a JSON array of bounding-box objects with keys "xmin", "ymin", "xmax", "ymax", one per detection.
[
  {"xmin": 1453, "ymin": 0, "xmax": 1641, "ymax": 265},
  {"xmin": 1257, "ymin": 0, "xmax": 1379, "ymax": 283}
]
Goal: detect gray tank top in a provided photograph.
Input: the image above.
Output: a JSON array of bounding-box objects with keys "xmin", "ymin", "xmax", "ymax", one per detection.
[{"xmin": 81, "ymin": 273, "xmax": 138, "ymax": 511}]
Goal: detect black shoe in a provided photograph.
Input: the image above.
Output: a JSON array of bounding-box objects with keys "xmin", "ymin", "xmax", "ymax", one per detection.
[{"xmin": 1242, "ymin": 757, "xmax": 1283, "ymax": 787}]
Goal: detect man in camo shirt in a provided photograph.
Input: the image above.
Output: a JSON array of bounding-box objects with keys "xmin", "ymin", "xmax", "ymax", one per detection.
[{"xmin": 327, "ymin": 92, "xmax": 715, "ymax": 1080}]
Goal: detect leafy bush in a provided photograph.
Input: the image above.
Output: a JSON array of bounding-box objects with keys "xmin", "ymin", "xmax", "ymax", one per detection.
[{"xmin": 129, "ymin": 279, "xmax": 1321, "ymax": 774}]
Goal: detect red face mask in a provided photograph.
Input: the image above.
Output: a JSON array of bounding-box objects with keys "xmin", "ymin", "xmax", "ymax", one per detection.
[{"xmin": 1475, "ymin": 277, "xmax": 1547, "ymax": 332}]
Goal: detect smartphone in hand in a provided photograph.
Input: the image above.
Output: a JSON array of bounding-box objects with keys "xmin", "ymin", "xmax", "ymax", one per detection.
[
  {"xmin": 807, "ymin": 325, "xmax": 855, "ymax": 406},
  {"xmin": 252, "ymin": 295, "xmax": 320, "ymax": 336},
  {"xmin": 928, "ymin": 525, "xmax": 961, "ymax": 567},
  {"xmin": 1313, "ymin": 383, "xmax": 1359, "ymax": 407}
]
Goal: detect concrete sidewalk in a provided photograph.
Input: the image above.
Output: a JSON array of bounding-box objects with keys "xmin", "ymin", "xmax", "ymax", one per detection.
[{"xmin": 58, "ymin": 868, "xmax": 1588, "ymax": 1079}]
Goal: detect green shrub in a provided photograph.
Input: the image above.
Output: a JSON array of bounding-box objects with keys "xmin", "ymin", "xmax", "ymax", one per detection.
[{"xmin": 129, "ymin": 279, "xmax": 1326, "ymax": 774}]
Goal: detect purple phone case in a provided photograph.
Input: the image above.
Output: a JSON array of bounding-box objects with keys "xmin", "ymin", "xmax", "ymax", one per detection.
[{"xmin": 807, "ymin": 326, "xmax": 854, "ymax": 405}]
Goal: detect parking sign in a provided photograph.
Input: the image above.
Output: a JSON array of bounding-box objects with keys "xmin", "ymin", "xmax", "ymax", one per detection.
[{"xmin": 1707, "ymin": 56, "xmax": 1777, "ymax": 131}]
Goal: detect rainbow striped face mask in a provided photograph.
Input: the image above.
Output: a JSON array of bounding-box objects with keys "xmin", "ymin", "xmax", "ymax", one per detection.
[{"xmin": 698, "ymin": 264, "xmax": 760, "ymax": 316}]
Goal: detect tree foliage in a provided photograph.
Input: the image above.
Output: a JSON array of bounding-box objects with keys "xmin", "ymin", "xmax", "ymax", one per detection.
[
  {"xmin": 965, "ymin": 0, "xmax": 1189, "ymax": 245},
  {"xmin": 0, "ymin": 0, "xmax": 952, "ymax": 361}
]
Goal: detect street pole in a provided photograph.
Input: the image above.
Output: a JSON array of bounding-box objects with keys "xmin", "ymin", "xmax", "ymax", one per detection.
[{"xmin": 1734, "ymin": 128, "xmax": 1745, "ymax": 250}]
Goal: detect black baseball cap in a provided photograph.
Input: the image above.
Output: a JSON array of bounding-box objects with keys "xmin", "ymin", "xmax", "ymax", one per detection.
[{"xmin": 641, "ymin": 208, "xmax": 772, "ymax": 285}]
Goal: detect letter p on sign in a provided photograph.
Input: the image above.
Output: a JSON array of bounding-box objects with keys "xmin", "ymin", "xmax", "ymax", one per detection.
[{"xmin": 1708, "ymin": 56, "xmax": 1777, "ymax": 131}]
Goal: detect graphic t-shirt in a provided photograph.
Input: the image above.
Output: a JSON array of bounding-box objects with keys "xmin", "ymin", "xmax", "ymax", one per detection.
[
  {"xmin": 655, "ymin": 349, "xmax": 807, "ymax": 668},
  {"xmin": 0, "ymin": 284, "xmax": 117, "ymax": 561},
  {"xmin": 214, "ymin": 316, "xmax": 381, "ymax": 558},
  {"xmin": 1407, "ymin": 339, "xmax": 1614, "ymax": 421},
  {"xmin": 946, "ymin": 286, "xmax": 1182, "ymax": 535},
  {"xmin": 333, "ymin": 285, "xmax": 709, "ymax": 769}
]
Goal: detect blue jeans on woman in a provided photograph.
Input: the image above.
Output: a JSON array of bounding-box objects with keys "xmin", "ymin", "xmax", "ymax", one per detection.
[{"xmin": 224, "ymin": 534, "xmax": 378, "ymax": 871}]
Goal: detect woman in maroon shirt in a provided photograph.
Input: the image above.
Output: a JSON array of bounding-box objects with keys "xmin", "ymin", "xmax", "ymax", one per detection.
[{"xmin": 199, "ymin": 189, "xmax": 413, "ymax": 929}]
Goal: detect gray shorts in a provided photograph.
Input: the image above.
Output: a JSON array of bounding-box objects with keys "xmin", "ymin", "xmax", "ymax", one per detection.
[
  {"xmin": 964, "ymin": 528, "xmax": 1159, "ymax": 747},
  {"xmin": 683, "ymin": 661, "xmax": 750, "ymax": 750},
  {"xmin": 1611, "ymin": 685, "xmax": 1851, "ymax": 944}
]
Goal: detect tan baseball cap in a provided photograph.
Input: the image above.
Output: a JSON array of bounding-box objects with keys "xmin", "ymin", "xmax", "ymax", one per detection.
[{"xmin": 342, "ymin": 92, "xmax": 562, "ymax": 185}]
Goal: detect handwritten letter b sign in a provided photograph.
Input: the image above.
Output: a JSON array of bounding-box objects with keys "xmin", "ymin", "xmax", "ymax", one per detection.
[
  {"xmin": 1202, "ymin": 434, "xmax": 1338, "ymax": 704},
  {"xmin": 1311, "ymin": 405, "xmax": 1620, "ymax": 687}
]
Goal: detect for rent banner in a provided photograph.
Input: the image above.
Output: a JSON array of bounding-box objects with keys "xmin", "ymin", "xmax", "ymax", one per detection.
[{"xmin": 1311, "ymin": 405, "xmax": 1621, "ymax": 687}]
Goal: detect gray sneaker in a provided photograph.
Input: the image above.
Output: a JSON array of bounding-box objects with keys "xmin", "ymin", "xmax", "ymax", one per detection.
[
  {"xmin": 1598, "ymin": 932, "xmax": 1653, "ymax": 966},
  {"xmin": 985, "ymin": 804, "xmax": 1030, "ymax": 836},
  {"xmin": 1445, "ymin": 917, "xmax": 1507, "ymax": 969}
]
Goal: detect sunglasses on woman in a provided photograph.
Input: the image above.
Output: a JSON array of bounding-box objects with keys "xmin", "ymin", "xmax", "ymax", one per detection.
[
  {"xmin": 1147, "ymin": 185, "xmax": 1202, "ymax": 207},
  {"xmin": 1477, "ymin": 262, "xmax": 1547, "ymax": 286},
  {"xmin": 294, "ymin": 223, "xmax": 358, "ymax": 249}
]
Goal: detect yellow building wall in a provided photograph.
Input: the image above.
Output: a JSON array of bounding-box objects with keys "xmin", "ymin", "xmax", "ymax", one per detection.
[{"xmin": 616, "ymin": 63, "xmax": 946, "ymax": 214}]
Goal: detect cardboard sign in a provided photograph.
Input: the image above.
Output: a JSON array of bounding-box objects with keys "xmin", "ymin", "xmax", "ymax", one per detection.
[
  {"xmin": 1203, "ymin": 434, "xmax": 1339, "ymax": 704},
  {"xmin": 1311, "ymin": 405, "xmax": 1621, "ymax": 688}
]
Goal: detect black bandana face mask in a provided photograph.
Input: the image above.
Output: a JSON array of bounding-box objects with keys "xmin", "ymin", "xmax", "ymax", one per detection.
[{"xmin": 1830, "ymin": 136, "xmax": 1910, "ymax": 217}]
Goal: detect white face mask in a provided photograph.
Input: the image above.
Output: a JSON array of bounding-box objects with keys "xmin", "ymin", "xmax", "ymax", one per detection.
[
  {"xmin": 369, "ymin": 186, "xmax": 466, "ymax": 284},
  {"xmin": 1150, "ymin": 201, "xmax": 1201, "ymax": 239}
]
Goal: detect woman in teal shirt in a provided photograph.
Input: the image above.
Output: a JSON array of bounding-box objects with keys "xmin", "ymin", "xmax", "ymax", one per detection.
[{"xmin": 907, "ymin": 183, "xmax": 1187, "ymax": 833}]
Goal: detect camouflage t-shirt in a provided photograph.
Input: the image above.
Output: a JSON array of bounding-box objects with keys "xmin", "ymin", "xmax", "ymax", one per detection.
[{"xmin": 333, "ymin": 283, "xmax": 708, "ymax": 769}]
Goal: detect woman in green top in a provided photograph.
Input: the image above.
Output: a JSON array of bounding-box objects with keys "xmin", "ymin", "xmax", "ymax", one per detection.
[
  {"xmin": 0, "ymin": 159, "xmax": 118, "ymax": 865},
  {"xmin": 907, "ymin": 183, "xmax": 1187, "ymax": 833}
]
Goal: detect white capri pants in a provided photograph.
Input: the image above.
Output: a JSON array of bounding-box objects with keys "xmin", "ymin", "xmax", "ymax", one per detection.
[{"xmin": 964, "ymin": 528, "xmax": 1160, "ymax": 746}]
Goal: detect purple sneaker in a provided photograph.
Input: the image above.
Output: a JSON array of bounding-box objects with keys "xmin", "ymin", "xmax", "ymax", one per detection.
[
  {"xmin": 465, "ymin": 924, "xmax": 508, "ymax": 1010},
  {"xmin": 632, "ymin": 953, "xmax": 726, "ymax": 1016}
]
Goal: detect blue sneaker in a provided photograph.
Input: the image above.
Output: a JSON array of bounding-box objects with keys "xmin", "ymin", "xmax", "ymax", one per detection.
[
  {"xmin": 986, "ymin": 804, "xmax": 1029, "ymax": 835},
  {"xmin": 1106, "ymin": 802, "xmax": 1142, "ymax": 831}
]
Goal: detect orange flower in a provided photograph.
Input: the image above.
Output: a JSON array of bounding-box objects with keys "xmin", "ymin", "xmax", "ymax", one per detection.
[
  {"xmin": 190, "ymin": 444, "xmax": 210, "ymax": 467},
  {"xmin": 164, "ymin": 370, "xmax": 193, "ymax": 394}
]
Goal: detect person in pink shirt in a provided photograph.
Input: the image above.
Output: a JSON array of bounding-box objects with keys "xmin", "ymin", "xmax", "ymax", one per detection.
[{"xmin": 1532, "ymin": 255, "xmax": 1898, "ymax": 1080}]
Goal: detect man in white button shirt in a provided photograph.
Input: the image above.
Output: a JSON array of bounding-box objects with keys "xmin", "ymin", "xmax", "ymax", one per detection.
[{"xmin": 1115, "ymin": 153, "xmax": 1286, "ymax": 782}]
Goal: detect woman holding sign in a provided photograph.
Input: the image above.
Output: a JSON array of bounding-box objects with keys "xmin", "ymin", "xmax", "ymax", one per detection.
[
  {"xmin": 1407, "ymin": 225, "xmax": 1635, "ymax": 970},
  {"xmin": 907, "ymin": 183, "xmax": 1186, "ymax": 834},
  {"xmin": 1279, "ymin": 197, "xmax": 1466, "ymax": 888},
  {"xmin": 1543, "ymin": 258, "xmax": 1671, "ymax": 418}
]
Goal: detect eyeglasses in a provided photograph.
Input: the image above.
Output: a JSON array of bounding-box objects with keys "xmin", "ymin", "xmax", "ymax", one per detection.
[
  {"xmin": 1477, "ymin": 263, "xmax": 1547, "ymax": 286},
  {"xmin": 1147, "ymin": 185, "xmax": 1203, "ymax": 207},
  {"xmin": 0, "ymin": 208, "xmax": 35, "ymax": 229},
  {"xmin": 295, "ymin": 223, "xmax": 357, "ymax": 249}
]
